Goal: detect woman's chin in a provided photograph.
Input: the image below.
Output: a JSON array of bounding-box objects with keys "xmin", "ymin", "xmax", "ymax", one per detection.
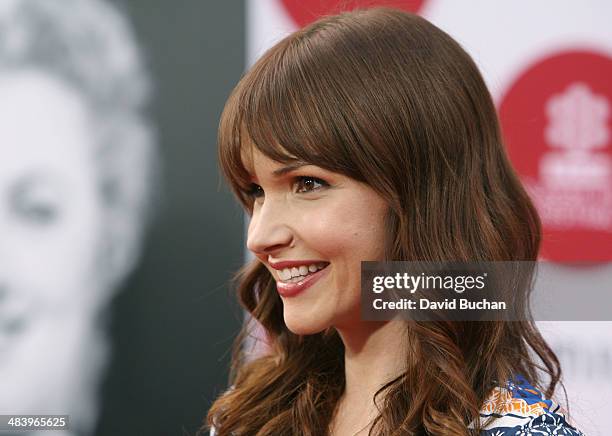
[{"xmin": 283, "ymin": 312, "xmax": 329, "ymax": 336}]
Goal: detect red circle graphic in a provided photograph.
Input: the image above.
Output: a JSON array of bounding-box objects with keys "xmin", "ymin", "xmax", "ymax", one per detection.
[
  {"xmin": 279, "ymin": 0, "xmax": 426, "ymax": 28},
  {"xmin": 499, "ymin": 51, "xmax": 612, "ymax": 262}
]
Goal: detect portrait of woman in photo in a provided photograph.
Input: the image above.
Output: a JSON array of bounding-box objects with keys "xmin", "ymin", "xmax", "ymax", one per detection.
[
  {"xmin": 0, "ymin": 0, "xmax": 157, "ymax": 434},
  {"xmin": 206, "ymin": 7, "xmax": 584, "ymax": 436}
]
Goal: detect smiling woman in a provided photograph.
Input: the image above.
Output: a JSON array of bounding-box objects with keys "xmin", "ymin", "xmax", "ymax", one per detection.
[
  {"xmin": 205, "ymin": 7, "xmax": 583, "ymax": 436},
  {"xmin": 242, "ymin": 145, "xmax": 388, "ymax": 335}
]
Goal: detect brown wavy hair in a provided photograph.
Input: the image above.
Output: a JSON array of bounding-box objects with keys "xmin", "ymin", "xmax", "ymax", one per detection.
[{"xmin": 205, "ymin": 7, "xmax": 561, "ymax": 436}]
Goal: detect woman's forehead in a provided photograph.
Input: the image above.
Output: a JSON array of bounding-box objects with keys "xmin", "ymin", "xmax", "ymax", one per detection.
[
  {"xmin": 239, "ymin": 137, "xmax": 301, "ymax": 176},
  {"xmin": 239, "ymin": 146, "xmax": 282, "ymax": 178}
]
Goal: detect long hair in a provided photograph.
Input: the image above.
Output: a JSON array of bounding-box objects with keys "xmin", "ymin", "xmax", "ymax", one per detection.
[{"xmin": 206, "ymin": 8, "xmax": 560, "ymax": 435}]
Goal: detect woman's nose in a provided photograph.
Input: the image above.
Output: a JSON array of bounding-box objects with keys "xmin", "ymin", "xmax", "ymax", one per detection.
[{"xmin": 246, "ymin": 200, "xmax": 294, "ymax": 255}]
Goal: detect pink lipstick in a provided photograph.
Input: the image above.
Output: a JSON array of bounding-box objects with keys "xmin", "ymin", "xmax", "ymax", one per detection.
[{"xmin": 276, "ymin": 265, "xmax": 330, "ymax": 297}]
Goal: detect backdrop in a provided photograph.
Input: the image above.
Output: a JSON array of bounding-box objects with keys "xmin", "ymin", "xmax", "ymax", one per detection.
[{"xmin": 97, "ymin": 1, "xmax": 244, "ymax": 435}]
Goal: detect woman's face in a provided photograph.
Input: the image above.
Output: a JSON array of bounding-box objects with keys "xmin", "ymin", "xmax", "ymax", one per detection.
[
  {"xmin": 0, "ymin": 70, "xmax": 104, "ymax": 370},
  {"xmin": 245, "ymin": 147, "xmax": 388, "ymax": 335}
]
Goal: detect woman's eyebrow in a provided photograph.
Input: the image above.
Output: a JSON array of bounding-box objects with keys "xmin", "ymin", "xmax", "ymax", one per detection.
[{"xmin": 272, "ymin": 161, "xmax": 310, "ymax": 177}]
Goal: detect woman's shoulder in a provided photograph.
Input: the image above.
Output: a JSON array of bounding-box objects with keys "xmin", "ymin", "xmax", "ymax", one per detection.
[
  {"xmin": 210, "ymin": 379, "xmax": 584, "ymax": 435},
  {"xmin": 477, "ymin": 375, "xmax": 584, "ymax": 435}
]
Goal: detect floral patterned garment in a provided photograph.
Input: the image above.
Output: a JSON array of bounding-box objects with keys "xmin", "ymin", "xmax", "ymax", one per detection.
[
  {"xmin": 210, "ymin": 376, "xmax": 585, "ymax": 435},
  {"xmin": 478, "ymin": 375, "xmax": 585, "ymax": 435}
]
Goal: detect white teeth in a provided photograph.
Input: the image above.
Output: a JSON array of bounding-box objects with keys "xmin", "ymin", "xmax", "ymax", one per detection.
[{"xmin": 277, "ymin": 262, "xmax": 328, "ymax": 281}]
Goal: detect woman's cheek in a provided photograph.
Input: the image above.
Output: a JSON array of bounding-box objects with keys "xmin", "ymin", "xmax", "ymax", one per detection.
[{"xmin": 299, "ymin": 208, "xmax": 348, "ymax": 253}]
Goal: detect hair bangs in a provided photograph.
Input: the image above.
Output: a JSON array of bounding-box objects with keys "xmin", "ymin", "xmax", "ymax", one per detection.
[
  {"xmin": 218, "ymin": 31, "xmax": 368, "ymax": 211},
  {"xmin": 240, "ymin": 40, "xmax": 335, "ymax": 168},
  {"xmin": 217, "ymin": 80, "xmax": 255, "ymax": 210}
]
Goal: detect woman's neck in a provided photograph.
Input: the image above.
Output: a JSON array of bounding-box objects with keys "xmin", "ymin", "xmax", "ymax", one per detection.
[
  {"xmin": 338, "ymin": 319, "xmax": 408, "ymax": 400},
  {"xmin": 329, "ymin": 320, "xmax": 408, "ymax": 434}
]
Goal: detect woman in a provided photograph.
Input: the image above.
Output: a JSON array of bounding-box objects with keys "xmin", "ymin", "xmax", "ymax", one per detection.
[
  {"xmin": 206, "ymin": 8, "xmax": 583, "ymax": 436},
  {"xmin": 0, "ymin": 0, "xmax": 157, "ymax": 434}
]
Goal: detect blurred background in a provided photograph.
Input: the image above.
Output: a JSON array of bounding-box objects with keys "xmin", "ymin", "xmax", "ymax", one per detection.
[
  {"xmin": 0, "ymin": 1, "xmax": 609, "ymax": 435},
  {"xmin": 0, "ymin": 1, "xmax": 244, "ymax": 435}
]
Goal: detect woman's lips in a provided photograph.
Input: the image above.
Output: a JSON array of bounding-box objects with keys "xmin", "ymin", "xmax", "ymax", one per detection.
[{"xmin": 276, "ymin": 265, "xmax": 329, "ymax": 297}]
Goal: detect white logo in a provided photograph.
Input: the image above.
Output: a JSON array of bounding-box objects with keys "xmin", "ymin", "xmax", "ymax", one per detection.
[{"xmin": 529, "ymin": 83, "xmax": 611, "ymax": 229}]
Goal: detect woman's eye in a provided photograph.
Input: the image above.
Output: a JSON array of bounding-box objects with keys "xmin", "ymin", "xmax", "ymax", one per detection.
[
  {"xmin": 16, "ymin": 202, "xmax": 59, "ymax": 224},
  {"xmin": 246, "ymin": 183, "xmax": 264, "ymax": 199},
  {"xmin": 10, "ymin": 183, "xmax": 61, "ymax": 227},
  {"xmin": 294, "ymin": 176, "xmax": 328, "ymax": 194}
]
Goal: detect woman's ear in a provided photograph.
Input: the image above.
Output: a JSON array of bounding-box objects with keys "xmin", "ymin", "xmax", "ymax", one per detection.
[
  {"xmin": 94, "ymin": 119, "xmax": 159, "ymax": 303},
  {"xmin": 94, "ymin": 204, "xmax": 149, "ymax": 307},
  {"xmin": 106, "ymin": 212, "xmax": 145, "ymax": 291}
]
